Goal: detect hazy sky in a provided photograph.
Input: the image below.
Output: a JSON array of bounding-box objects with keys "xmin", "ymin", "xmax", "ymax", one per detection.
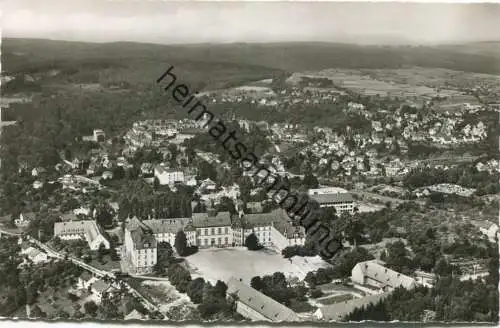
[{"xmin": 3, "ymin": 1, "xmax": 500, "ymax": 45}]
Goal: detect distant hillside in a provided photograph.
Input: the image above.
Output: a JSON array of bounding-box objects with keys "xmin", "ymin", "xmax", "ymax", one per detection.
[{"xmin": 2, "ymin": 38, "xmax": 500, "ymax": 76}]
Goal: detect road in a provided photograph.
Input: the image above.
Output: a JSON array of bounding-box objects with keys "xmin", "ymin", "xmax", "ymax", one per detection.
[{"xmin": 27, "ymin": 237, "xmax": 161, "ymax": 314}]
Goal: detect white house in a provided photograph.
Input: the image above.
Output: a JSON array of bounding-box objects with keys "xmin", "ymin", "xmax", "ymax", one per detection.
[
  {"xmin": 15, "ymin": 212, "xmax": 36, "ymax": 228},
  {"xmin": 93, "ymin": 129, "xmax": 106, "ymax": 142},
  {"xmin": 21, "ymin": 246, "xmax": 49, "ymax": 265},
  {"xmin": 154, "ymin": 165, "xmax": 185, "ymax": 185}
]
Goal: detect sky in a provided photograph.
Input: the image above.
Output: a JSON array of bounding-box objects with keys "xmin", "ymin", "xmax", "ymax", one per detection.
[{"xmin": 2, "ymin": 1, "xmax": 500, "ymax": 45}]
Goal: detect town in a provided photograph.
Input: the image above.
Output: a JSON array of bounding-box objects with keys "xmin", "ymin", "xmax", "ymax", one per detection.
[{"xmin": 0, "ymin": 4, "xmax": 499, "ymax": 324}]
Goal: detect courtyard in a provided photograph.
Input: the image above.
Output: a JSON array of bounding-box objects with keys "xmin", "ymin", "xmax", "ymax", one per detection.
[{"xmin": 184, "ymin": 246, "xmax": 331, "ymax": 285}]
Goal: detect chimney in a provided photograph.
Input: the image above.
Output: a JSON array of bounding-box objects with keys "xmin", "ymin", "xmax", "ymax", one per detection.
[{"xmin": 207, "ymin": 208, "xmax": 217, "ymax": 217}]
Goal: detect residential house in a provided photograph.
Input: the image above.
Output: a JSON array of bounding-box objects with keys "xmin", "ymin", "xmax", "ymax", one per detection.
[
  {"xmin": 93, "ymin": 129, "xmax": 106, "ymax": 142},
  {"xmin": 154, "ymin": 164, "xmax": 185, "ymax": 185},
  {"xmin": 21, "ymin": 246, "xmax": 49, "ymax": 265},
  {"xmin": 15, "ymin": 212, "xmax": 36, "ymax": 228}
]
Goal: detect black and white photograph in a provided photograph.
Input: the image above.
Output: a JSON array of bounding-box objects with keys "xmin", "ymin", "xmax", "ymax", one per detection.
[{"xmin": 0, "ymin": 0, "xmax": 499, "ymax": 325}]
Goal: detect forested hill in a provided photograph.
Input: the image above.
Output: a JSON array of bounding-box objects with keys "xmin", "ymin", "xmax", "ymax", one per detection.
[{"xmin": 3, "ymin": 38, "xmax": 500, "ymax": 75}]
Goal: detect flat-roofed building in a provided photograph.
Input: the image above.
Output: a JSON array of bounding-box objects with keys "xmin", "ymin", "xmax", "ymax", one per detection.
[
  {"xmin": 309, "ymin": 192, "xmax": 355, "ymax": 214},
  {"xmin": 308, "ymin": 187, "xmax": 349, "ymax": 195},
  {"xmin": 227, "ymin": 277, "xmax": 300, "ymax": 322},
  {"xmin": 54, "ymin": 220, "xmax": 110, "ymax": 250}
]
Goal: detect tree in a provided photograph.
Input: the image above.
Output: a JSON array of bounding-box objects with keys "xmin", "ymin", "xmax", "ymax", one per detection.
[
  {"xmin": 245, "ymin": 233, "xmax": 262, "ymax": 251},
  {"xmin": 214, "ymin": 280, "xmax": 228, "ymax": 298},
  {"xmin": 84, "ymin": 300, "xmax": 98, "ymax": 317},
  {"xmin": 97, "ymin": 243, "xmax": 106, "ymax": 263},
  {"xmin": 250, "ymin": 276, "xmax": 263, "ymax": 290},
  {"xmin": 187, "ymin": 278, "xmax": 205, "ymax": 304},
  {"xmin": 174, "ymin": 230, "xmax": 188, "ymax": 256},
  {"xmin": 31, "ymin": 305, "xmax": 46, "ymax": 318},
  {"xmin": 154, "ymin": 242, "xmax": 174, "ymax": 275}
]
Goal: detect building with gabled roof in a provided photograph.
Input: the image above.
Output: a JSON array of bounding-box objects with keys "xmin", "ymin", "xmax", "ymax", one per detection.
[
  {"xmin": 142, "ymin": 218, "xmax": 190, "ymax": 245},
  {"xmin": 191, "ymin": 210, "xmax": 233, "ymax": 248},
  {"xmin": 54, "ymin": 220, "xmax": 110, "ymax": 250},
  {"xmin": 351, "ymin": 260, "xmax": 416, "ymax": 295},
  {"xmin": 227, "ymin": 277, "xmax": 300, "ymax": 322},
  {"xmin": 123, "ymin": 217, "xmax": 158, "ymax": 274},
  {"xmin": 21, "ymin": 246, "xmax": 49, "ymax": 265},
  {"xmin": 314, "ymin": 291, "xmax": 390, "ymax": 321}
]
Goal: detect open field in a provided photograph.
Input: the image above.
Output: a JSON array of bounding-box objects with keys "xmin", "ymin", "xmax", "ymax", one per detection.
[
  {"xmin": 184, "ymin": 247, "xmax": 331, "ymax": 285},
  {"xmin": 287, "ymin": 66, "xmax": 498, "ymax": 109}
]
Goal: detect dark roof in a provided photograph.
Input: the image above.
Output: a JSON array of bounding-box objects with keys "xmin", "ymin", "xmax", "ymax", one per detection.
[
  {"xmin": 192, "ymin": 211, "xmax": 231, "ymax": 228},
  {"xmin": 126, "ymin": 217, "xmax": 157, "ymax": 250},
  {"xmin": 142, "ymin": 218, "xmax": 188, "ymax": 234},
  {"xmin": 319, "ymin": 292, "xmax": 390, "ymax": 321}
]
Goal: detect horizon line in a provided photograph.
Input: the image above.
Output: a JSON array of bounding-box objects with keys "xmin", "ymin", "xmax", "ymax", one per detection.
[{"xmin": 4, "ymin": 36, "xmax": 500, "ymax": 48}]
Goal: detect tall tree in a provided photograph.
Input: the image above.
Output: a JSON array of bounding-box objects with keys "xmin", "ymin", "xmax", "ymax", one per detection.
[
  {"xmin": 174, "ymin": 230, "xmax": 188, "ymax": 256},
  {"xmin": 245, "ymin": 233, "xmax": 262, "ymax": 251}
]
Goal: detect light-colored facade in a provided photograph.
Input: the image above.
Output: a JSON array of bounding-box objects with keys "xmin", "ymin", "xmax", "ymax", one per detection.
[
  {"xmin": 309, "ymin": 192, "xmax": 355, "ymax": 215},
  {"xmin": 192, "ymin": 211, "xmax": 233, "ymax": 248},
  {"xmin": 123, "ymin": 218, "xmax": 158, "ymax": 274},
  {"xmin": 154, "ymin": 165, "xmax": 185, "ymax": 185},
  {"xmin": 414, "ymin": 270, "xmax": 436, "ymax": 288},
  {"xmin": 54, "ymin": 220, "xmax": 110, "ymax": 250},
  {"xmin": 227, "ymin": 277, "xmax": 300, "ymax": 322},
  {"xmin": 351, "ymin": 260, "xmax": 416, "ymax": 295}
]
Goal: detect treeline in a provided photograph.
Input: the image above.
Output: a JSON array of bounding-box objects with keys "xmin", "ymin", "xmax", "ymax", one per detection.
[
  {"xmin": 117, "ymin": 189, "xmax": 193, "ymax": 220},
  {"xmin": 403, "ymin": 165, "xmax": 499, "ymax": 195},
  {"xmin": 346, "ymin": 278, "xmax": 499, "ymax": 322}
]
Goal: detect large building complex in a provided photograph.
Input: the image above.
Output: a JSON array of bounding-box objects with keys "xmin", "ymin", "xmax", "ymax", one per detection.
[
  {"xmin": 121, "ymin": 209, "xmax": 306, "ymax": 273},
  {"xmin": 308, "ymin": 187, "xmax": 355, "ymax": 215},
  {"xmin": 54, "ymin": 220, "xmax": 110, "ymax": 250}
]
